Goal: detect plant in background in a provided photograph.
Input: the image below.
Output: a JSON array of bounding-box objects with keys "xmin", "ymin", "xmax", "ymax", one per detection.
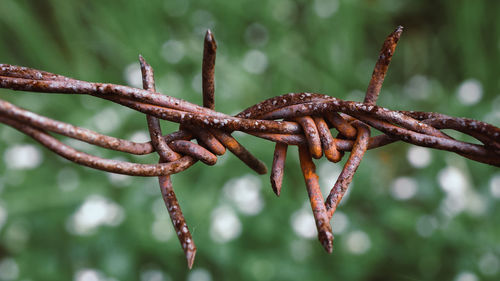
[{"xmin": 1, "ymin": 26, "xmax": 498, "ymax": 269}]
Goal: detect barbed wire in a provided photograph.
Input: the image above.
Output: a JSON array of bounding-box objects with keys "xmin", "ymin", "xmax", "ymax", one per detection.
[{"xmin": 0, "ymin": 26, "xmax": 499, "ymax": 268}]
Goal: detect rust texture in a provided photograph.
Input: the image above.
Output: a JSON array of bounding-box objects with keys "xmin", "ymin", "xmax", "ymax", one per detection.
[
  {"xmin": 140, "ymin": 56, "xmax": 197, "ymax": 268},
  {"xmin": 299, "ymin": 145, "xmax": 333, "ymax": 253},
  {"xmin": 270, "ymin": 142, "xmax": 288, "ymax": 196},
  {"xmin": 1, "ymin": 27, "xmax": 499, "ymax": 268},
  {"xmin": 202, "ymin": 30, "xmax": 217, "ymax": 110}
]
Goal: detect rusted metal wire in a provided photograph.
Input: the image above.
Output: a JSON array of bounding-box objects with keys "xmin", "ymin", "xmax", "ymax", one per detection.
[
  {"xmin": 140, "ymin": 55, "xmax": 197, "ymax": 269},
  {"xmin": 1, "ymin": 26, "xmax": 499, "ymax": 269}
]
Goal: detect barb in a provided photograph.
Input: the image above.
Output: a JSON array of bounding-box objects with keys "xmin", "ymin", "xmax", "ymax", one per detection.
[
  {"xmin": 140, "ymin": 55, "xmax": 197, "ymax": 269},
  {"xmin": 364, "ymin": 26, "xmax": 403, "ymax": 105},
  {"xmin": 202, "ymin": 30, "xmax": 217, "ymax": 110},
  {"xmin": 326, "ymin": 25, "xmax": 401, "ymax": 223},
  {"xmin": 270, "ymin": 142, "xmax": 288, "ymax": 196},
  {"xmin": 1, "ymin": 27, "xmax": 499, "ymax": 269}
]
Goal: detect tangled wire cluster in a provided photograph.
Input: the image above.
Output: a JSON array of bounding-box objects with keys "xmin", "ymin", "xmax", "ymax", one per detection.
[{"xmin": 1, "ymin": 27, "xmax": 499, "ymax": 268}]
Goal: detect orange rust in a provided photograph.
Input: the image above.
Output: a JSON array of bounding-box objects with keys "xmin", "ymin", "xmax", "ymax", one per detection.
[
  {"xmin": 202, "ymin": 30, "xmax": 217, "ymax": 110},
  {"xmin": 295, "ymin": 116, "xmax": 323, "ymax": 159},
  {"xmin": 169, "ymin": 140, "xmax": 217, "ymax": 165},
  {"xmin": 159, "ymin": 176, "xmax": 196, "ymax": 269},
  {"xmin": 182, "ymin": 124, "xmax": 226, "ymax": 156},
  {"xmin": 325, "ymin": 122, "xmax": 370, "ymax": 219},
  {"xmin": 212, "ymin": 130, "xmax": 267, "ymax": 174},
  {"xmin": 298, "ymin": 145, "xmax": 333, "ymax": 253},
  {"xmin": 270, "ymin": 142, "xmax": 288, "ymax": 196},
  {"xmin": 364, "ymin": 26, "xmax": 403, "ymax": 106},
  {"xmin": 325, "ymin": 112, "xmax": 357, "ymax": 139},
  {"xmin": 313, "ymin": 116, "xmax": 342, "ymax": 163}
]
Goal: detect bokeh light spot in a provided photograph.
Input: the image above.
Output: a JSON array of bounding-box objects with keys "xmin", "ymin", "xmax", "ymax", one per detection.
[
  {"xmin": 457, "ymin": 79, "xmax": 482, "ymax": 105},
  {"xmin": 161, "ymin": 40, "xmax": 185, "ymax": 64},
  {"xmin": 478, "ymin": 253, "xmax": 499, "ymax": 276},
  {"xmin": 313, "ymin": 0, "xmax": 339, "ymax": 18},
  {"xmin": 290, "ymin": 205, "xmax": 316, "ymax": 239},
  {"xmin": 345, "ymin": 231, "xmax": 371, "ymax": 255},
  {"xmin": 223, "ymin": 174, "xmax": 264, "ymax": 215},
  {"xmin": 0, "ymin": 258, "xmax": 19, "ymax": 281},
  {"xmin": 187, "ymin": 268, "xmax": 212, "ymax": 281},
  {"xmin": 454, "ymin": 271, "xmax": 478, "ymax": 281},
  {"xmin": 242, "ymin": 50, "xmax": 268, "ymax": 74},
  {"xmin": 331, "ymin": 211, "xmax": 349, "ymax": 234},
  {"xmin": 407, "ymin": 146, "xmax": 432, "ymax": 168},
  {"xmin": 490, "ymin": 173, "xmax": 500, "ymax": 198},
  {"xmin": 4, "ymin": 144, "xmax": 43, "ymax": 170},
  {"xmin": 391, "ymin": 177, "xmax": 418, "ymax": 200},
  {"xmin": 67, "ymin": 195, "xmax": 125, "ymax": 235},
  {"xmin": 124, "ymin": 63, "xmax": 143, "ymax": 88},
  {"xmin": 210, "ymin": 205, "xmax": 242, "ymax": 243}
]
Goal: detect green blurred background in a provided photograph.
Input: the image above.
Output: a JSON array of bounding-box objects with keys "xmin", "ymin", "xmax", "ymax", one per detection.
[{"xmin": 0, "ymin": 0, "xmax": 499, "ymax": 280}]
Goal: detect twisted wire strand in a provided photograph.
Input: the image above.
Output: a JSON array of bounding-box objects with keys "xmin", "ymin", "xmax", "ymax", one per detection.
[{"xmin": 1, "ymin": 27, "xmax": 499, "ymax": 268}]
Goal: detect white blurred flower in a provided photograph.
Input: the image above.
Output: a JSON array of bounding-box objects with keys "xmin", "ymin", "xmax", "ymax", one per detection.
[
  {"xmin": 407, "ymin": 146, "xmax": 432, "ymax": 168},
  {"xmin": 161, "ymin": 40, "xmax": 185, "ymax": 64},
  {"xmin": 223, "ymin": 174, "xmax": 264, "ymax": 215},
  {"xmin": 437, "ymin": 166, "xmax": 485, "ymax": 217},
  {"xmin": 74, "ymin": 269, "xmax": 106, "ymax": 281},
  {"xmin": 290, "ymin": 205, "xmax": 316, "ymax": 239},
  {"xmin": 454, "ymin": 271, "xmax": 478, "ymax": 281},
  {"xmin": 242, "ymin": 50, "xmax": 268, "ymax": 74},
  {"xmin": 129, "ymin": 130, "xmax": 150, "ymax": 143},
  {"xmin": 67, "ymin": 195, "xmax": 125, "ymax": 235},
  {"xmin": 4, "ymin": 144, "xmax": 43, "ymax": 170},
  {"xmin": 457, "ymin": 79, "xmax": 482, "ymax": 105},
  {"xmin": 490, "ymin": 174, "xmax": 500, "ymax": 198},
  {"xmin": 313, "ymin": 0, "xmax": 339, "ymax": 18},
  {"xmin": 331, "ymin": 211, "xmax": 349, "ymax": 234},
  {"xmin": 318, "ymin": 161, "xmax": 342, "ymax": 195},
  {"xmin": 124, "ymin": 63, "xmax": 142, "ymax": 88},
  {"xmin": 478, "ymin": 253, "xmax": 499, "ymax": 276},
  {"xmin": 0, "ymin": 258, "xmax": 19, "ymax": 280},
  {"xmin": 187, "ymin": 268, "xmax": 212, "ymax": 281},
  {"xmin": 0, "ymin": 258, "xmax": 18, "ymax": 281},
  {"xmin": 345, "ymin": 231, "xmax": 371, "ymax": 255},
  {"xmin": 141, "ymin": 269, "xmax": 171, "ymax": 281},
  {"xmin": 107, "ymin": 173, "xmax": 133, "ymax": 187},
  {"xmin": 438, "ymin": 166, "xmax": 466, "ymax": 197},
  {"xmin": 210, "ymin": 205, "xmax": 242, "ymax": 243},
  {"xmin": 391, "ymin": 177, "xmax": 418, "ymax": 200},
  {"xmin": 151, "ymin": 217, "xmax": 173, "ymax": 242}
]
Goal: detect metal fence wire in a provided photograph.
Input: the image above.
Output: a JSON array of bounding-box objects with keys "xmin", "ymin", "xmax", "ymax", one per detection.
[{"xmin": 0, "ymin": 27, "xmax": 499, "ymax": 268}]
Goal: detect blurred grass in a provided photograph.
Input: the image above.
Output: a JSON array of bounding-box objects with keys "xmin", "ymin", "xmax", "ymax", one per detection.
[{"xmin": 0, "ymin": 0, "xmax": 499, "ymax": 280}]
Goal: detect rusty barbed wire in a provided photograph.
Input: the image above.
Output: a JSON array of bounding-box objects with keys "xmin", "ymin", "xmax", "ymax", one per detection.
[{"xmin": 0, "ymin": 26, "xmax": 499, "ymax": 268}]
